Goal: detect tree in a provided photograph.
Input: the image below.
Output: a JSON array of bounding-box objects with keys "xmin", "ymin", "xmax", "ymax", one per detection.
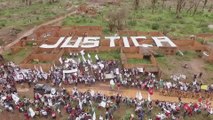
[
  {"xmin": 151, "ymin": 0, "xmax": 158, "ymax": 13},
  {"xmin": 107, "ymin": 7, "xmax": 129, "ymax": 32},
  {"xmin": 161, "ymin": 0, "xmax": 166, "ymax": 8},
  {"xmin": 22, "ymin": 0, "xmax": 32, "ymax": 6},
  {"xmin": 202, "ymin": 0, "xmax": 208, "ymax": 11},
  {"xmin": 49, "ymin": 0, "xmax": 58, "ymax": 4},
  {"xmin": 134, "ymin": 0, "xmax": 140, "ymax": 10},
  {"xmin": 176, "ymin": 0, "xmax": 186, "ymax": 18},
  {"xmin": 192, "ymin": 0, "xmax": 201, "ymax": 15}
]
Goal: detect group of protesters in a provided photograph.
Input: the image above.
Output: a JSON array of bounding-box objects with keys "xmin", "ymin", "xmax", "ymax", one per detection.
[
  {"xmin": 0, "ymin": 80, "xmax": 213, "ymax": 120},
  {"xmin": 0, "ymin": 51, "xmax": 213, "ymax": 119}
]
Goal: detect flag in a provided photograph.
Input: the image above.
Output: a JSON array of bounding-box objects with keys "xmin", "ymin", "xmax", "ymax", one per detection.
[
  {"xmin": 92, "ymin": 111, "xmax": 96, "ymax": 120},
  {"xmin": 136, "ymin": 91, "xmax": 143, "ymax": 100},
  {"xmin": 138, "ymin": 91, "xmax": 143, "ymax": 100},
  {"xmin": 95, "ymin": 54, "xmax": 99, "ymax": 60},
  {"xmin": 79, "ymin": 99, "xmax": 83, "ymax": 110},
  {"xmin": 87, "ymin": 59, "xmax": 91, "ymax": 65},
  {"xmin": 29, "ymin": 107, "xmax": 35, "ymax": 118},
  {"xmin": 88, "ymin": 53, "xmax": 91, "ymax": 59},
  {"xmin": 78, "ymin": 58, "xmax": 81, "ymax": 64},
  {"xmin": 82, "ymin": 56, "xmax": 86, "ymax": 63},
  {"xmin": 80, "ymin": 50, "xmax": 85, "ymax": 56},
  {"xmin": 59, "ymin": 57, "xmax": 63, "ymax": 64},
  {"xmin": 12, "ymin": 94, "xmax": 20, "ymax": 103},
  {"xmin": 39, "ymin": 66, "xmax": 44, "ymax": 73},
  {"xmin": 53, "ymin": 64, "xmax": 56, "ymax": 69},
  {"xmin": 34, "ymin": 66, "xmax": 39, "ymax": 72},
  {"xmin": 148, "ymin": 92, "xmax": 151, "ymax": 102}
]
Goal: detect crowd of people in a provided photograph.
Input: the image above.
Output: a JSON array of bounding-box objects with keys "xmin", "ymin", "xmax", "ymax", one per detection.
[
  {"xmin": 0, "ymin": 81, "xmax": 213, "ymax": 120},
  {"xmin": 0, "ymin": 51, "xmax": 213, "ymax": 119}
]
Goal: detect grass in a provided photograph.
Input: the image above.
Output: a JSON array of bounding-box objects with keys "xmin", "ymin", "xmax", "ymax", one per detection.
[
  {"xmin": 2, "ymin": 47, "xmax": 33, "ymax": 64},
  {"xmin": 62, "ymin": 4, "xmax": 213, "ymax": 37},
  {"xmin": 175, "ymin": 51, "xmax": 199, "ymax": 61},
  {"xmin": 63, "ymin": 50, "xmax": 120, "ymax": 61},
  {"xmin": 63, "ymin": 14, "xmax": 111, "ymax": 34},
  {"xmin": 84, "ymin": 51, "xmax": 120, "ymax": 61},
  {"xmin": 127, "ymin": 58, "xmax": 151, "ymax": 64},
  {"xmin": 128, "ymin": 7, "xmax": 213, "ymax": 37},
  {"xmin": 0, "ymin": 1, "xmax": 70, "ymax": 29},
  {"xmin": 204, "ymin": 63, "xmax": 213, "ymax": 72}
]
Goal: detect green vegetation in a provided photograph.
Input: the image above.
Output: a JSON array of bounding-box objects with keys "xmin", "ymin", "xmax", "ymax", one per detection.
[
  {"xmin": 176, "ymin": 51, "xmax": 199, "ymax": 61},
  {"xmin": 0, "ymin": 1, "xmax": 69, "ymax": 29},
  {"xmin": 156, "ymin": 56, "xmax": 175, "ymax": 72},
  {"xmin": 63, "ymin": 15, "xmax": 107, "ymax": 28},
  {"xmin": 63, "ymin": 51, "xmax": 120, "ymax": 61},
  {"xmin": 128, "ymin": 9, "xmax": 213, "ymax": 37},
  {"xmin": 204, "ymin": 63, "xmax": 213, "ymax": 72},
  {"xmin": 2, "ymin": 47, "xmax": 33, "ymax": 64},
  {"xmin": 127, "ymin": 58, "xmax": 151, "ymax": 64},
  {"xmin": 62, "ymin": 2, "xmax": 213, "ymax": 37},
  {"xmin": 86, "ymin": 51, "xmax": 120, "ymax": 61},
  {"xmin": 31, "ymin": 60, "xmax": 49, "ymax": 64}
]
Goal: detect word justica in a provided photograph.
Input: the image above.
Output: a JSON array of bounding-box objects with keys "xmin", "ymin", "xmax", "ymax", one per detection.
[{"xmin": 40, "ymin": 36, "xmax": 177, "ymax": 48}]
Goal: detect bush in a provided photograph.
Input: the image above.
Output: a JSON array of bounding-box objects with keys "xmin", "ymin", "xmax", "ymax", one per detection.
[
  {"xmin": 128, "ymin": 20, "xmax": 137, "ymax": 26},
  {"xmin": 152, "ymin": 23, "xmax": 160, "ymax": 30}
]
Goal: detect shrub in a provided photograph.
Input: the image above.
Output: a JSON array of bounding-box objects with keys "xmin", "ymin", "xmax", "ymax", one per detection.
[
  {"xmin": 128, "ymin": 20, "xmax": 137, "ymax": 26},
  {"xmin": 152, "ymin": 23, "xmax": 160, "ymax": 30}
]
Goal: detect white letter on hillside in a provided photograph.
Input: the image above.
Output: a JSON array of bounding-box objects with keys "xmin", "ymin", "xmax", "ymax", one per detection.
[
  {"xmin": 60, "ymin": 37, "xmax": 82, "ymax": 48},
  {"xmin": 131, "ymin": 36, "xmax": 147, "ymax": 47},
  {"xmin": 40, "ymin": 37, "xmax": 65, "ymax": 49},
  {"xmin": 105, "ymin": 36, "xmax": 120, "ymax": 47},
  {"xmin": 81, "ymin": 37, "xmax": 100, "ymax": 48},
  {"xmin": 152, "ymin": 36, "xmax": 177, "ymax": 47},
  {"xmin": 122, "ymin": 37, "xmax": 130, "ymax": 47}
]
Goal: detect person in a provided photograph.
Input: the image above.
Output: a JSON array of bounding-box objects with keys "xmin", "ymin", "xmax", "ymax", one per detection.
[
  {"xmin": 147, "ymin": 102, "xmax": 153, "ymax": 119},
  {"xmin": 117, "ymin": 82, "xmax": 121, "ymax": 91},
  {"xmin": 138, "ymin": 109, "xmax": 144, "ymax": 120},
  {"xmin": 130, "ymin": 114, "xmax": 135, "ymax": 120},
  {"xmin": 110, "ymin": 79, "xmax": 115, "ymax": 90},
  {"xmin": 178, "ymin": 97, "xmax": 182, "ymax": 103},
  {"xmin": 198, "ymin": 72, "xmax": 203, "ymax": 78}
]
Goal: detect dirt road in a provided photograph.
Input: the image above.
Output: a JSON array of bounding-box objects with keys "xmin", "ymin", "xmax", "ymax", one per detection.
[
  {"xmin": 0, "ymin": 8, "xmax": 76, "ymax": 54},
  {"xmin": 17, "ymin": 82, "xmax": 213, "ymax": 106}
]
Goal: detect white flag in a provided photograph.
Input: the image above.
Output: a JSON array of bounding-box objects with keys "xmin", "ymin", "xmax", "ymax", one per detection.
[
  {"xmin": 39, "ymin": 66, "xmax": 44, "ymax": 73},
  {"xmin": 92, "ymin": 111, "xmax": 96, "ymax": 120},
  {"xmin": 29, "ymin": 107, "xmax": 35, "ymax": 118},
  {"xmin": 82, "ymin": 56, "xmax": 86, "ymax": 63},
  {"xmin": 138, "ymin": 91, "xmax": 143, "ymax": 100},
  {"xmin": 95, "ymin": 54, "xmax": 99, "ymax": 60},
  {"xmin": 59, "ymin": 57, "xmax": 63, "ymax": 64},
  {"xmin": 34, "ymin": 66, "xmax": 39, "ymax": 72},
  {"xmin": 80, "ymin": 50, "xmax": 85, "ymax": 56},
  {"xmin": 88, "ymin": 53, "xmax": 91, "ymax": 59},
  {"xmin": 148, "ymin": 92, "xmax": 152, "ymax": 102},
  {"xmin": 12, "ymin": 94, "xmax": 20, "ymax": 103},
  {"xmin": 50, "ymin": 66, "xmax": 53, "ymax": 71}
]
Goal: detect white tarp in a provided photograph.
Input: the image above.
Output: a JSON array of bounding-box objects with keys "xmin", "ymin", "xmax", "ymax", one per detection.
[
  {"xmin": 63, "ymin": 69, "xmax": 78, "ymax": 80},
  {"xmin": 29, "ymin": 107, "xmax": 35, "ymax": 117},
  {"xmin": 137, "ymin": 68, "xmax": 144, "ymax": 73},
  {"xmin": 99, "ymin": 101, "xmax": 106, "ymax": 108},
  {"xmin": 12, "ymin": 94, "xmax": 20, "ymax": 103},
  {"xmin": 105, "ymin": 73, "xmax": 115, "ymax": 79}
]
